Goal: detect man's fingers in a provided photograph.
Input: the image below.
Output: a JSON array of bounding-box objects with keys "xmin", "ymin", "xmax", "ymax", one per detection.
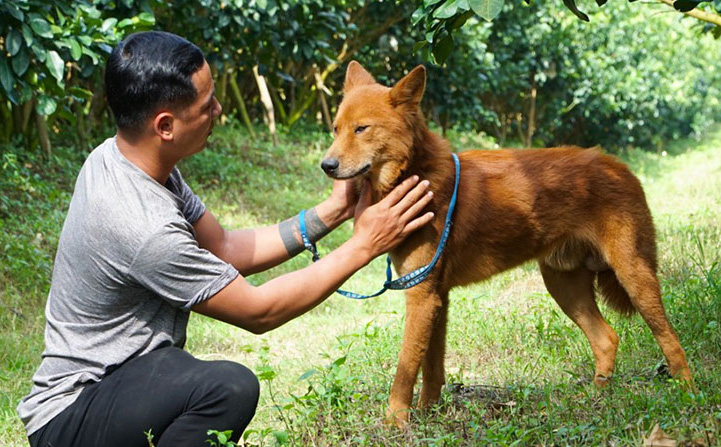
[
  {"xmin": 402, "ymin": 211, "xmax": 435, "ymax": 234},
  {"xmin": 401, "ymin": 190, "xmax": 433, "ymax": 221},
  {"xmin": 396, "ymin": 180, "xmax": 430, "ymax": 213},
  {"xmin": 384, "ymin": 175, "xmax": 420, "ymax": 206}
]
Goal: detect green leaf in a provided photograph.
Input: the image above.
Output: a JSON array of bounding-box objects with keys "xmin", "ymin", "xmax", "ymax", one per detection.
[
  {"xmin": 29, "ymin": 14, "xmax": 53, "ymax": 38},
  {"xmin": 413, "ymin": 40, "xmax": 429, "ymax": 53},
  {"xmin": 331, "ymin": 355, "xmax": 347, "ymax": 367},
  {"xmin": 21, "ymin": 24, "xmax": 34, "ymax": 46},
  {"xmin": 562, "ymin": 0, "xmax": 590, "ymax": 21},
  {"xmin": 77, "ymin": 35, "xmax": 92, "ymax": 46},
  {"xmin": 82, "ymin": 47, "xmax": 100, "ymax": 64},
  {"xmin": 31, "ymin": 44, "xmax": 47, "ymax": 63},
  {"xmin": 412, "ymin": 6, "xmax": 427, "ymax": 25},
  {"xmin": 434, "ymin": 0, "xmax": 469, "ymax": 19},
  {"xmin": 7, "ymin": 29, "xmax": 24, "ymax": 56},
  {"xmin": 424, "ymin": 0, "xmax": 446, "ymax": 7},
  {"xmin": 469, "ymin": 0, "xmax": 504, "ymax": 21},
  {"xmin": 5, "ymin": 5, "xmax": 24, "ymax": 21},
  {"xmin": 673, "ymin": 0, "xmax": 703, "ymax": 11},
  {"xmin": 36, "ymin": 95, "xmax": 57, "ymax": 116},
  {"xmin": 11, "ymin": 47, "xmax": 30, "ymax": 76},
  {"xmin": 69, "ymin": 86, "xmax": 93, "ymax": 99},
  {"xmin": 117, "ymin": 18, "xmax": 134, "ymax": 29},
  {"xmin": 45, "ymin": 50, "xmax": 64, "ymax": 82},
  {"xmin": 68, "ymin": 39, "xmax": 82, "ymax": 61},
  {"xmin": 297, "ymin": 369, "xmax": 317, "ymax": 381},
  {"xmin": 273, "ymin": 430, "xmax": 289, "ymax": 445},
  {"xmin": 0, "ymin": 56, "xmax": 14, "ymax": 94},
  {"xmin": 138, "ymin": 12, "xmax": 155, "ymax": 25},
  {"xmin": 100, "ymin": 18, "xmax": 118, "ymax": 33},
  {"xmin": 432, "ymin": 34, "xmax": 454, "ymax": 65}
]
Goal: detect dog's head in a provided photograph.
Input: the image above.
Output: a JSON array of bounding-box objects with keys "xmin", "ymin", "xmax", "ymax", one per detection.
[{"xmin": 321, "ymin": 61, "xmax": 427, "ymax": 195}]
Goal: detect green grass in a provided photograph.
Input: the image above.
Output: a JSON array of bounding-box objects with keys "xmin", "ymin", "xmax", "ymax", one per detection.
[{"xmin": 1, "ymin": 122, "xmax": 720, "ymax": 446}]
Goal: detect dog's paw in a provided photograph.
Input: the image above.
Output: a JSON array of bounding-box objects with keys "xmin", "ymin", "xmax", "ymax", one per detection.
[
  {"xmin": 384, "ymin": 407, "xmax": 410, "ymax": 429},
  {"xmin": 593, "ymin": 373, "xmax": 611, "ymax": 388}
]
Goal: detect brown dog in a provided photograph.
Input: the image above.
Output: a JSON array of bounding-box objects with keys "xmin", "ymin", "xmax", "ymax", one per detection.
[{"xmin": 321, "ymin": 61, "xmax": 691, "ymax": 427}]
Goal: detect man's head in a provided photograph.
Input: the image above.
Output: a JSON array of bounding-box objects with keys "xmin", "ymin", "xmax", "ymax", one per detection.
[{"xmin": 105, "ymin": 31, "xmax": 221, "ymax": 155}]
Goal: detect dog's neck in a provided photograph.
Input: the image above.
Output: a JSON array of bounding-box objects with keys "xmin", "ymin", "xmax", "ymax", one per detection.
[{"xmin": 369, "ymin": 124, "xmax": 454, "ymax": 204}]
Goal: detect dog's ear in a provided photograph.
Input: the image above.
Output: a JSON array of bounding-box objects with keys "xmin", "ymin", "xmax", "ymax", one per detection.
[
  {"xmin": 344, "ymin": 61, "xmax": 376, "ymax": 94},
  {"xmin": 389, "ymin": 65, "xmax": 426, "ymax": 109}
]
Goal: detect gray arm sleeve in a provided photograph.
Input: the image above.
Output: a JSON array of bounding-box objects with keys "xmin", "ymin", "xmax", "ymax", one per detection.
[
  {"xmin": 167, "ymin": 168, "xmax": 206, "ymax": 224},
  {"xmin": 129, "ymin": 222, "xmax": 239, "ymax": 310}
]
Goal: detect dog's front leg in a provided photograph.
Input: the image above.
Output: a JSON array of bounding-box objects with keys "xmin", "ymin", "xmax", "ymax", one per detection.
[
  {"xmin": 386, "ymin": 283, "xmax": 444, "ymax": 428},
  {"xmin": 418, "ymin": 291, "xmax": 448, "ymax": 409}
]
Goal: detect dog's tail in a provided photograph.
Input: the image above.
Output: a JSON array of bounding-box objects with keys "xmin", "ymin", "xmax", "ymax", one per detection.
[{"xmin": 596, "ymin": 269, "xmax": 636, "ymax": 316}]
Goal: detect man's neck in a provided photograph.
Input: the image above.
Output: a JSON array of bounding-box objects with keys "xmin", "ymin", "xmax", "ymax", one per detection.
[{"xmin": 116, "ymin": 132, "xmax": 177, "ymax": 185}]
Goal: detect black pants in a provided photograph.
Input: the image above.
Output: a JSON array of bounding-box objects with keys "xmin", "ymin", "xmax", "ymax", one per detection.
[{"xmin": 28, "ymin": 347, "xmax": 259, "ymax": 447}]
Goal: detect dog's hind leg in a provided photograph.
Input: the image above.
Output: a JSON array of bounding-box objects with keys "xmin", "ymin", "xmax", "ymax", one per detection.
[
  {"xmin": 417, "ymin": 291, "xmax": 449, "ymax": 409},
  {"xmin": 386, "ymin": 283, "xmax": 444, "ymax": 427},
  {"xmin": 539, "ymin": 263, "xmax": 619, "ymax": 387},
  {"xmin": 601, "ymin": 226, "xmax": 692, "ymax": 385}
]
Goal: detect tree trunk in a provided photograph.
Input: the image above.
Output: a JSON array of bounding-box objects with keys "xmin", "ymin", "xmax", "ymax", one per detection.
[
  {"xmin": 314, "ymin": 68, "xmax": 333, "ymax": 132},
  {"xmin": 229, "ymin": 73, "xmax": 256, "ymax": 139},
  {"xmin": 253, "ymin": 65, "xmax": 278, "ymax": 146},
  {"xmin": 268, "ymin": 85, "xmax": 287, "ymax": 125},
  {"xmin": 76, "ymin": 101, "xmax": 88, "ymax": 151},
  {"xmin": 36, "ymin": 112, "xmax": 52, "ymax": 159},
  {"xmin": 526, "ymin": 74, "xmax": 537, "ymax": 148},
  {"xmin": 218, "ymin": 69, "xmax": 229, "ymax": 114},
  {"xmin": 0, "ymin": 101, "xmax": 12, "ymax": 142}
]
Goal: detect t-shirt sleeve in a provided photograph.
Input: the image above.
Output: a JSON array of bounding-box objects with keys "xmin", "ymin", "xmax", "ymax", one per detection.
[
  {"xmin": 167, "ymin": 168, "xmax": 206, "ymax": 224},
  {"xmin": 129, "ymin": 221, "xmax": 239, "ymax": 310}
]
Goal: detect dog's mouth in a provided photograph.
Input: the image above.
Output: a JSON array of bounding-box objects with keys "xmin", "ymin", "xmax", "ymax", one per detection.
[{"xmin": 326, "ymin": 163, "xmax": 371, "ymax": 179}]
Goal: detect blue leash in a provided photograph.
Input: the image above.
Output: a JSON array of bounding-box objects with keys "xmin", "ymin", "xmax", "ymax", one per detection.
[{"xmin": 300, "ymin": 152, "xmax": 460, "ymax": 299}]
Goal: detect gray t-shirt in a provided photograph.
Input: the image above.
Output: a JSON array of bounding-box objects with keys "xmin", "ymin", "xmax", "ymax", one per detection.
[{"xmin": 17, "ymin": 137, "xmax": 239, "ymax": 436}]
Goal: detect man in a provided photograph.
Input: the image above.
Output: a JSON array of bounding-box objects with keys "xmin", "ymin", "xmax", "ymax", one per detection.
[{"xmin": 18, "ymin": 31, "xmax": 434, "ymax": 446}]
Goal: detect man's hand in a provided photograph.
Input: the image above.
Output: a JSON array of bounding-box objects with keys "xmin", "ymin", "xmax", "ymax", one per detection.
[
  {"xmin": 327, "ymin": 178, "xmax": 360, "ymax": 223},
  {"xmin": 351, "ymin": 176, "xmax": 435, "ymax": 260}
]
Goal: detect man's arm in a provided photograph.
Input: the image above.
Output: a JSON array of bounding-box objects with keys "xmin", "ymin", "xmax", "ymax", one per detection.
[
  {"xmin": 192, "ymin": 176, "xmax": 434, "ymax": 333},
  {"xmin": 193, "ymin": 179, "xmax": 356, "ymax": 275}
]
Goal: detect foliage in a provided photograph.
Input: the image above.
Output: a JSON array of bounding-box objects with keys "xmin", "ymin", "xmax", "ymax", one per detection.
[
  {"xmin": 416, "ymin": 2, "xmax": 721, "ymax": 150},
  {"xmin": 413, "ymin": 0, "xmax": 721, "ymax": 65},
  {"xmin": 0, "ymin": 0, "xmax": 155, "ymax": 151},
  {"xmin": 3, "ymin": 0, "xmax": 720, "ymax": 153}
]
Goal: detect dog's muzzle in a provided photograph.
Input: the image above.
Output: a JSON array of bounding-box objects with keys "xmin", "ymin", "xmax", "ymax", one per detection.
[{"xmin": 321, "ymin": 157, "xmax": 339, "ymax": 176}]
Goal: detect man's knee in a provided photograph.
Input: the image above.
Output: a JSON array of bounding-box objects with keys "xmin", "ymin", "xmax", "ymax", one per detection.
[
  {"xmin": 215, "ymin": 362, "xmax": 259, "ymax": 403},
  {"xmin": 206, "ymin": 361, "xmax": 260, "ymax": 424}
]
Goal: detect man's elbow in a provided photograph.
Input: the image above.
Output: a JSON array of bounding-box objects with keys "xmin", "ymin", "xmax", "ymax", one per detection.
[
  {"xmin": 239, "ymin": 310, "xmax": 277, "ymax": 335},
  {"xmin": 244, "ymin": 320, "xmax": 273, "ymax": 335}
]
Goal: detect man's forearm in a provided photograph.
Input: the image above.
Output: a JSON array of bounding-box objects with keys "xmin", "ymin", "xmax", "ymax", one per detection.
[
  {"xmin": 278, "ymin": 207, "xmax": 332, "ymax": 256},
  {"xmin": 227, "ymin": 199, "xmax": 348, "ymax": 275}
]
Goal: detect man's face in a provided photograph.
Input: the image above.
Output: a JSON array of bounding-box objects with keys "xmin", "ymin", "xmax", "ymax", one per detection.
[{"xmin": 173, "ymin": 61, "xmax": 222, "ymax": 156}]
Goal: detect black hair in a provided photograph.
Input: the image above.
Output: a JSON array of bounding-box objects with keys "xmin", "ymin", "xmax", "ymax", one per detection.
[{"xmin": 105, "ymin": 31, "xmax": 206, "ymax": 134}]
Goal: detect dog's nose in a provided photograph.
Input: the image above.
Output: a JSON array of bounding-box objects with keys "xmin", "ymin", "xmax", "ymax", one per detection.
[{"xmin": 321, "ymin": 158, "xmax": 339, "ymax": 174}]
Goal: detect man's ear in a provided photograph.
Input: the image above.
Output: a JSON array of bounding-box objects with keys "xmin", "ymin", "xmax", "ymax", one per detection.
[
  {"xmin": 153, "ymin": 112, "xmax": 174, "ymax": 142},
  {"xmin": 343, "ymin": 61, "xmax": 376, "ymax": 95},
  {"xmin": 389, "ymin": 65, "xmax": 426, "ymax": 109}
]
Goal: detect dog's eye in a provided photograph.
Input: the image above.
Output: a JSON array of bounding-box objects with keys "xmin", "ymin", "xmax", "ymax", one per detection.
[
  {"xmin": 333, "ymin": 126, "xmax": 338, "ymax": 135},
  {"xmin": 354, "ymin": 125, "xmax": 369, "ymax": 134}
]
